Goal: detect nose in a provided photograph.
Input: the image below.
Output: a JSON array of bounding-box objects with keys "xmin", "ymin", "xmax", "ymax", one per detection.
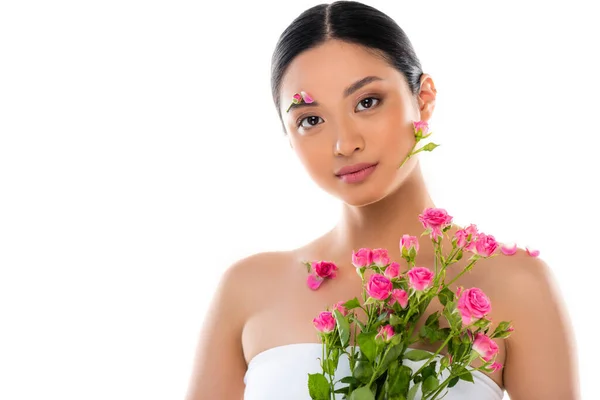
[{"xmin": 334, "ymin": 126, "xmax": 365, "ymax": 157}]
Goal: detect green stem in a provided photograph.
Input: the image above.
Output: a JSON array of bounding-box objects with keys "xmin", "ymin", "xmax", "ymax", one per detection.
[
  {"xmin": 367, "ymin": 344, "xmax": 393, "ymax": 388},
  {"xmin": 411, "ymin": 334, "xmax": 454, "ymax": 378},
  {"xmin": 425, "ymin": 373, "xmax": 455, "ymax": 399},
  {"xmin": 398, "ymin": 141, "xmax": 418, "ymax": 169},
  {"xmin": 446, "ymin": 259, "xmax": 477, "ymax": 287}
]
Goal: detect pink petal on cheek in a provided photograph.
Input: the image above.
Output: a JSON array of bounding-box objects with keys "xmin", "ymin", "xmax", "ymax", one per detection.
[
  {"xmin": 307, "ymin": 274, "xmax": 323, "ymax": 290},
  {"xmin": 500, "ymin": 243, "xmax": 517, "ymax": 255},
  {"xmin": 526, "ymin": 247, "xmax": 540, "ymax": 257}
]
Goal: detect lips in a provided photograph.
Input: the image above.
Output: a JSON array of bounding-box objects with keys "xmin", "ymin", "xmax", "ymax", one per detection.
[{"xmin": 335, "ymin": 162, "xmax": 378, "ymax": 176}]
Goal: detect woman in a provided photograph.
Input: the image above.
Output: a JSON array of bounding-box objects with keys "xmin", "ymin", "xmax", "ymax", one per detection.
[{"xmin": 186, "ymin": 1, "xmax": 578, "ymax": 399}]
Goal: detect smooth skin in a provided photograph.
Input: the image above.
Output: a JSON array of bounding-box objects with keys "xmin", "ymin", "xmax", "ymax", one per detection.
[{"xmin": 185, "ymin": 39, "xmax": 579, "ymax": 400}]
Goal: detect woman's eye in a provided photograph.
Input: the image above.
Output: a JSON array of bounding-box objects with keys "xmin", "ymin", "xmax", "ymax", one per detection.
[
  {"xmin": 298, "ymin": 116, "xmax": 324, "ymax": 129},
  {"xmin": 355, "ymin": 97, "xmax": 380, "ymax": 111}
]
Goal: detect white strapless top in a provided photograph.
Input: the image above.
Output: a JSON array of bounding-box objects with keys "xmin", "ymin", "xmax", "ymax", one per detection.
[{"xmin": 244, "ymin": 343, "xmax": 504, "ymax": 400}]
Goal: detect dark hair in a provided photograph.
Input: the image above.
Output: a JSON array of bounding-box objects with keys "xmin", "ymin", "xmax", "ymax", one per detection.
[{"xmin": 271, "ymin": 1, "xmax": 424, "ymax": 129}]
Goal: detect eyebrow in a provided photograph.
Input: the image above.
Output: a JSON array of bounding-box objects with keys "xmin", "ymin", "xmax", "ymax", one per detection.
[{"xmin": 286, "ymin": 75, "xmax": 384, "ymax": 113}]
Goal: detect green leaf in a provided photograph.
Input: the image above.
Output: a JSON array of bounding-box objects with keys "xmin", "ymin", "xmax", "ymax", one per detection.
[
  {"xmin": 308, "ymin": 373, "xmax": 330, "ymax": 400},
  {"xmin": 334, "ymin": 386, "xmax": 350, "ymax": 395},
  {"xmin": 379, "ymin": 343, "xmax": 403, "ymax": 372},
  {"xmin": 353, "ymin": 361, "xmax": 374, "ymax": 384},
  {"xmin": 404, "ymin": 349, "xmax": 432, "ymax": 361},
  {"xmin": 349, "ymin": 385, "xmax": 375, "ymax": 400},
  {"xmin": 448, "ymin": 376, "xmax": 460, "ymax": 388},
  {"xmin": 344, "ymin": 297, "xmax": 361, "ymax": 310},
  {"xmin": 407, "ymin": 381, "xmax": 421, "ymax": 400},
  {"xmin": 459, "ymin": 369, "xmax": 474, "ymax": 383},
  {"xmin": 422, "ymin": 142, "xmax": 440, "ymax": 152},
  {"xmin": 421, "ymin": 361, "xmax": 437, "ymax": 380},
  {"xmin": 425, "ymin": 311, "xmax": 440, "ymax": 327},
  {"xmin": 357, "ymin": 332, "xmax": 377, "ymax": 363},
  {"xmin": 422, "ymin": 375, "xmax": 439, "ymax": 394},
  {"xmin": 438, "ymin": 287, "xmax": 455, "ymax": 307},
  {"xmin": 341, "ymin": 376, "xmax": 360, "ymax": 385},
  {"xmin": 387, "ymin": 365, "xmax": 412, "ymax": 396},
  {"xmin": 389, "ymin": 313, "xmax": 403, "ymax": 327},
  {"xmin": 333, "ymin": 309, "xmax": 351, "ymax": 347}
]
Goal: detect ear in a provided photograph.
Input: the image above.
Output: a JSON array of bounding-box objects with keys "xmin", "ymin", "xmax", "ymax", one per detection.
[{"xmin": 417, "ymin": 73, "xmax": 437, "ymax": 121}]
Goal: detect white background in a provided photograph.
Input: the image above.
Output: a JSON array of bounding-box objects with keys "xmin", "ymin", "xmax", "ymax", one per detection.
[{"xmin": 1, "ymin": 1, "xmax": 598, "ymax": 399}]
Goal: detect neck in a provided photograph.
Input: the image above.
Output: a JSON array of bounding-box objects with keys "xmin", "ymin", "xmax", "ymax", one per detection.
[{"xmin": 331, "ymin": 162, "xmax": 438, "ymax": 261}]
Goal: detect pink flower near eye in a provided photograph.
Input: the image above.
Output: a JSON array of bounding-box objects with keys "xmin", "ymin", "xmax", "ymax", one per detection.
[
  {"xmin": 526, "ymin": 247, "xmax": 540, "ymax": 257},
  {"xmin": 366, "ymin": 274, "xmax": 393, "ymax": 300},
  {"xmin": 407, "ymin": 267, "xmax": 434, "ymax": 291},
  {"xmin": 466, "ymin": 233, "xmax": 498, "ymax": 258},
  {"xmin": 375, "ymin": 324, "xmax": 395, "ymax": 342},
  {"xmin": 413, "ymin": 120, "xmax": 430, "ymax": 137},
  {"xmin": 457, "ymin": 287, "xmax": 492, "ymax": 326},
  {"xmin": 372, "ymin": 248, "xmax": 390, "ymax": 267},
  {"xmin": 352, "ymin": 248, "xmax": 373, "ymax": 268},
  {"xmin": 313, "ymin": 311, "xmax": 336, "ymax": 333},
  {"xmin": 313, "ymin": 261, "xmax": 338, "ymax": 279},
  {"xmin": 490, "ymin": 362, "xmax": 503, "ymax": 372},
  {"xmin": 384, "ymin": 262, "xmax": 401, "ymax": 279},
  {"xmin": 473, "ymin": 332, "xmax": 499, "ymax": 362},
  {"xmin": 388, "ymin": 289, "xmax": 409, "ymax": 309},
  {"xmin": 501, "ymin": 243, "xmax": 518, "ymax": 255},
  {"xmin": 332, "ymin": 301, "xmax": 348, "ymax": 317},
  {"xmin": 400, "ymin": 234, "xmax": 420, "ymax": 252},
  {"xmin": 300, "ymin": 91, "xmax": 314, "ymax": 104},
  {"xmin": 418, "ymin": 208, "xmax": 453, "ymax": 240},
  {"xmin": 292, "ymin": 93, "xmax": 303, "ymax": 103},
  {"xmin": 307, "ymin": 274, "xmax": 323, "ymax": 290}
]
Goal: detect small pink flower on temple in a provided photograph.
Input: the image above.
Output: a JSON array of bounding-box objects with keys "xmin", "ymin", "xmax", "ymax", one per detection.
[
  {"xmin": 286, "ymin": 91, "xmax": 315, "ymax": 112},
  {"xmin": 300, "ymin": 91, "xmax": 314, "ymax": 103}
]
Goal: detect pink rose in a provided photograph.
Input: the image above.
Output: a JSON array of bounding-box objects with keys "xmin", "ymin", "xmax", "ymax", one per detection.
[
  {"xmin": 307, "ymin": 274, "xmax": 323, "ymax": 290},
  {"xmin": 400, "ymin": 234, "xmax": 420, "ymax": 252},
  {"xmin": 313, "ymin": 311, "xmax": 335, "ymax": 333},
  {"xmin": 372, "ymin": 248, "xmax": 390, "ymax": 267},
  {"xmin": 473, "ymin": 332, "xmax": 499, "ymax": 362},
  {"xmin": 384, "ymin": 262, "xmax": 401, "ymax": 279},
  {"xmin": 389, "ymin": 289, "xmax": 409, "ymax": 309},
  {"xmin": 313, "ymin": 261, "xmax": 338, "ymax": 279},
  {"xmin": 413, "ymin": 120, "xmax": 430, "ymax": 138},
  {"xmin": 407, "ymin": 267, "xmax": 434, "ymax": 291},
  {"xmin": 332, "ymin": 301, "xmax": 348, "ymax": 317},
  {"xmin": 418, "ymin": 208, "xmax": 453, "ymax": 239},
  {"xmin": 457, "ymin": 287, "xmax": 492, "ymax": 326},
  {"xmin": 490, "ymin": 362, "xmax": 503, "ymax": 372},
  {"xmin": 375, "ymin": 324, "xmax": 395, "ymax": 342},
  {"xmin": 352, "ymin": 248, "xmax": 373, "ymax": 268},
  {"xmin": 366, "ymin": 274, "xmax": 393, "ymax": 300},
  {"xmin": 500, "ymin": 243, "xmax": 517, "ymax": 255},
  {"xmin": 466, "ymin": 233, "xmax": 498, "ymax": 258},
  {"xmin": 455, "ymin": 224, "xmax": 478, "ymax": 248}
]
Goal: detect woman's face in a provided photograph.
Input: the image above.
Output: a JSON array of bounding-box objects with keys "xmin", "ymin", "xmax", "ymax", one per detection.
[{"xmin": 280, "ymin": 39, "xmax": 435, "ymax": 207}]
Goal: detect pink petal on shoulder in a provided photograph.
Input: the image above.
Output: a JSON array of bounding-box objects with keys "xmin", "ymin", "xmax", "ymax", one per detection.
[
  {"xmin": 500, "ymin": 243, "xmax": 517, "ymax": 255},
  {"xmin": 307, "ymin": 274, "xmax": 323, "ymax": 290},
  {"xmin": 300, "ymin": 91, "xmax": 314, "ymax": 104},
  {"xmin": 526, "ymin": 247, "xmax": 540, "ymax": 257}
]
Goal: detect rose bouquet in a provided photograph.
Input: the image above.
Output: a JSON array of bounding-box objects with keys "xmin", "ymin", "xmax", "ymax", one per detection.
[{"xmin": 305, "ymin": 122, "xmax": 521, "ymax": 400}]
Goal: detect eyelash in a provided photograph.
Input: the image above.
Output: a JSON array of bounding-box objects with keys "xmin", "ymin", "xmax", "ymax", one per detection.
[{"xmin": 296, "ymin": 96, "xmax": 383, "ymax": 129}]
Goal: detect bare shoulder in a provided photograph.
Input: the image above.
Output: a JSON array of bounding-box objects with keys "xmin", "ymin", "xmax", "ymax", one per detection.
[
  {"xmin": 484, "ymin": 249, "xmax": 580, "ymax": 399},
  {"xmin": 184, "ymin": 250, "xmax": 293, "ymax": 399}
]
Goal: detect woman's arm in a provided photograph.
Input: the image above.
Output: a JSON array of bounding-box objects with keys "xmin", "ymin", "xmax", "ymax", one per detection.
[
  {"xmin": 184, "ymin": 257, "xmax": 254, "ymax": 399},
  {"xmin": 503, "ymin": 255, "xmax": 579, "ymax": 399}
]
